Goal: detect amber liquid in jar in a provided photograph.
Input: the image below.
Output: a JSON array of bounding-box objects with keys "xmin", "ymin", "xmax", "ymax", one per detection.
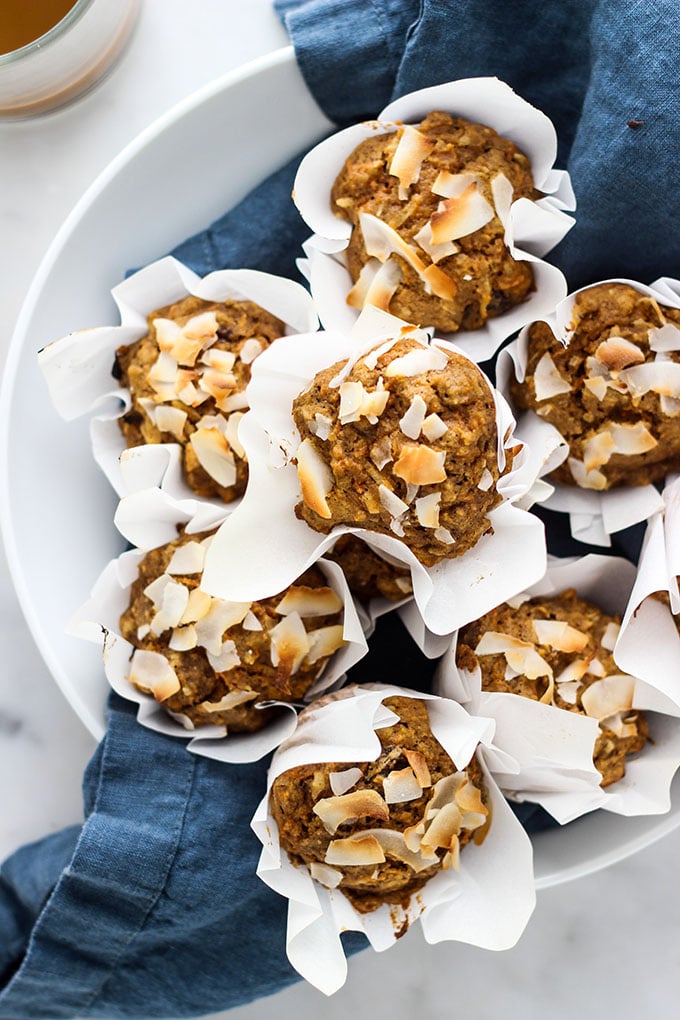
[{"xmin": 0, "ymin": 1, "xmax": 79, "ymax": 55}]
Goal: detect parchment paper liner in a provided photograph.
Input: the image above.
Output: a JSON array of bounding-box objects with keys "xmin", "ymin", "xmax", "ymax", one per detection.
[
  {"xmin": 436, "ymin": 554, "xmax": 680, "ymax": 823},
  {"xmin": 293, "ymin": 76, "xmax": 575, "ymax": 362},
  {"xmin": 200, "ymin": 308, "xmax": 560, "ymax": 637},
  {"xmin": 252, "ymin": 683, "xmax": 535, "ymax": 995},
  {"xmin": 68, "ymin": 488, "xmax": 368, "ymax": 764},
  {"xmin": 616, "ymin": 475, "xmax": 680, "ymax": 705},
  {"xmin": 38, "ymin": 255, "xmax": 319, "ymax": 501},
  {"xmin": 496, "ymin": 277, "xmax": 680, "ymax": 546}
]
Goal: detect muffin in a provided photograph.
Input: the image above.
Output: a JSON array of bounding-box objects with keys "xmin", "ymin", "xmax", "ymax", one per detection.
[
  {"xmin": 119, "ymin": 528, "xmax": 346, "ymax": 730},
  {"xmin": 511, "ymin": 283, "xmax": 680, "ymax": 489},
  {"xmin": 331, "ymin": 111, "xmax": 537, "ymax": 333},
  {"xmin": 292, "ymin": 335, "xmax": 510, "ymax": 567},
  {"xmin": 326, "ymin": 535, "xmax": 413, "ymax": 603},
  {"xmin": 270, "ymin": 696, "xmax": 490, "ymax": 913},
  {"xmin": 456, "ymin": 589, "xmax": 648, "ymax": 786},
  {"xmin": 114, "ymin": 294, "xmax": 285, "ymax": 501}
]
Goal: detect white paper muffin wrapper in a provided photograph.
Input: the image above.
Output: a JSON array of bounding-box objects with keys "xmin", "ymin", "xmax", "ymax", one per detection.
[
  {"xmin": 616, "ymin": 475, "xmax": 680, "ymax": 704},
  {"xmin": 252, "ymin": 684, "xmax": 535, "ymax": 995},
  {"xmin": 200, "ymin": 308, "xmax": 558, "ymax": 638},
  {"xmin": 497, "ymin": 277, "xmax": 680, "ymax": 546},
  {"xmin": 38, "ymin": 255, "xmax": 319, "ymax": 500},
  {"xmin": 436, "ymin": 554, "xmax": 680, "ymax": 823},
  {"xmin": 67, "ymin": 489, "xmax": 368, "ymax": 764},
  {"xmin": 293, "ymin": 77, "xmax": 575, "ymax": 362}
]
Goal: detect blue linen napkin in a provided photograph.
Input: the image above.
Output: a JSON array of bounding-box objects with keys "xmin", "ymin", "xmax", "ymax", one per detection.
[{"xmin": 1, "ymin": 2, "xmax": 678, "ymax": 1016}]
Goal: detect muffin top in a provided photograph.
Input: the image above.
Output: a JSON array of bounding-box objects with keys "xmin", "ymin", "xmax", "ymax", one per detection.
[
  {"xmin": 511, "ymin": 283, "xmax": 680, "ymax": 489},
  {"xmin": 270, "ymin": 696, "xmax": 489, "ymax": 913},
  {"xmin": 292, "ymin": 335, "xmax": 507, "ymax": 567},
  {"xmin": 331, "ymin": 111, "xmax": 537, "ymax": 333},
  {"xmin": 120, "ymin": 529, "xmax": 346, "ymax": 732},
  {"xmin": 456, "ymin": 588, "xmax": 648, "ymax": 786},
  {"xmin": 115, "ymin": 295, "xmax": 285, "ymax": 501}
]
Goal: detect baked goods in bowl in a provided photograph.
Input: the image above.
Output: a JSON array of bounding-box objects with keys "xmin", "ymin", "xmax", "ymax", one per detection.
[
  {"xmin": 456, "ymin": 588, "xmax": 648, "ymax": 787},
  {"xmin": 270, "ymin": 695, "xmax": 489, "ymax": 912},
  {"xmin": 331, "ymin": 110, "xmax": 536, "ymax": 334},
  {"xmin": 510, "ymin": 282, "xmax": 680, "ymax": 490}
]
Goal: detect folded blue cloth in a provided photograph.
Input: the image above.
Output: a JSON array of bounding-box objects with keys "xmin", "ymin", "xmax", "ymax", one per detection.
[{"xmin": 1, "ymin": 2, "xmax": 677, "ymax": 1016}]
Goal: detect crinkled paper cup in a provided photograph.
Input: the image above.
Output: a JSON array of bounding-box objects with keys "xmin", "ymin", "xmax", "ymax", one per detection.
[
  {"xmin": 37, "ymin": 255, "xmax": 319, "ymax": 500},
  {"xmin": 436, "ymin": 554, "xmax": 680, "ymax": 823},
  {"xmin": 200, "ymin": 308, "xmax": 559, "ymax": 637},
  {"xmin": 616, "ymin": 475, "xmax": 680, "ymax": 705},
  {"xmin": 294, "ymin": 77, "xmax": 575, "ymax": 362},
  {"xmin": 68, "ymin": 489, "xmax": 368, "ymax": 764},
  {"xmin": 497, "ymin": 277, "xmax": 680, "ymax": 546},
  {"xmin": 252, "ymin": 684, "xmax": 535, "ymax": 995}
]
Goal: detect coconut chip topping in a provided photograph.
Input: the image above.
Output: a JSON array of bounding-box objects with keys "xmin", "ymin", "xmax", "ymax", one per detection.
[
  {"xmin": 119, "ymin": 531, "xmax": 347, "ymax": 731},
  {"xmin": 292, "ymin": 335, "xmax": 506, "ymax": 567},
  {"xmin": 115, "ymin": 296, "xmax": 286, "ymax": 500},
  {"xmin": 270, "ymin": 697, "xmax": 490, "ymax": 913},
  {"xmin": 456, "ymin": 589, "xmax": 648, "ymax": 786}
]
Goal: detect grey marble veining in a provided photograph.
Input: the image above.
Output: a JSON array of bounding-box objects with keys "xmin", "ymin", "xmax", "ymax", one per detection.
[{"xmin": 1, "ymin": 4, "xmax": 679, "ymax": 1019}]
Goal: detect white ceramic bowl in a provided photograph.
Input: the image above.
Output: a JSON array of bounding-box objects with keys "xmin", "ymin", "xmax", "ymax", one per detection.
[{"xmin": 1, "ymin": 46, "xmax": 678, "ymax": 889}]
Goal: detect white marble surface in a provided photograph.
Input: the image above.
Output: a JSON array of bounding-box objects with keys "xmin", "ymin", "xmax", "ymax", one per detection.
[{"xmin": 0, "ymin": 2, "xmax": 678, "ymax": 1017}]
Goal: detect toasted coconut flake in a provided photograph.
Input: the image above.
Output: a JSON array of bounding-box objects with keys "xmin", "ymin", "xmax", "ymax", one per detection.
[
  {"xmin": 557, "ymin": 680, "xmax": 581, "ymax": 704},
  {"xmin": 167, "ymin": 541, "xmax": 206, "ymax": 576},
  {"xmin": 588, "ymin": 657, "xmax": 607, "ymax": 677},
  {"xmin": 206, "ymin": 639, "xmax": 241, "ymax": 673},
  {"xmin": 434, "ymin": 526, "xmax": 455, "ymax": 545},
  {"xmin": 195, "ymin": 600, "xmax": 251, "ymax": 655},
  {"xmin": 421, "ymin": 801, "xmax": 462, "ymax": 850},
  {"xmin": 609, "ymin": 421, "xmax": 658, "ymax": 456},
  {"xmin": 311, "ymin": 413, "xmax": 333, "ymax": 441},
  {"xmin": 309, "ymin": 862, "xmax": 344, "ymax": 888},
  {"xmin": 393, "ymin": 444, "xmax": 446, "ymax": 486},
  {"xmin": 601, "ymin": 711, "xmax": 640, "ymax": 739},
  {"xmin": 305, "ymin": 625, "xmax": 346, "ymax": 665},
  {"xmin": 137, "ymin": 624, "xmax": 150, "ymax": 640},
  {"xmin": 584, "ymin": 376, "xmax": 608, "ymax": 401},
  {"xmin": 360, "ymin": 212, "xmax": 427, "ymax": 273},
  {"xmin": 314, "ymin": 789, "xmax": 390, "ymax": 835},
  {"xmin": 395, "ymin": 576, "xmax": 413, "ymax": 594},
  {"xmin": 601, "ymin": 621, "xmax": 620, "ymax": 651},
  {"xmin": 202, "ymin": 348, "xmax": 236, "ymax": 375},
  {"xmin": 338, "ymin": 381, "xmax": 364, "ymax": 423},
  {"xmin": 505, "ymin": 593, "xmax": 531, "ymax": 609},
  {"xmin": 421, "ymin": 413, "xmax": 448, "ymax": 441},
  {"xmin": 198, "ymin": 688, "xmax": 257, "ymax": 713},
  {"xmin": 325, "ymin": 834, "xmax": 386, "ymax": 867},
  {"xmin": 399, "ymin": 394, "xmax": 428, "ymax": 439},
  {"xmin": 180, "ymin": 587, "xmax": 214, "ymax": 625},
  {"xmin": 415, "ymin": 491, "xmax": 441, "ymax": 529},
  {"xmin": 568, "ymin": 456, "xmax": 608, "ymax": 490},
  {"xmin": 583, "ymin": 430, "xmax": 617, "ymax": 472},
  {"xmin": 143, "ymin": 573, "xmax": 172, "ymax": 609},
  {"xmin": 347, "ymin": 260, "xmax": 381, "ymax": 310},
  {"xmin": 150, "ymin": 580, "xmax": 190, "ymax": 635},
  {"xmin": 297, "ymin": 438, "xmax": 333, "ymax": 519},
  {"xmin": 182, "ymin": 311, "xmax": 219, "ymax": 343},
  {"xmin": 661, "ymin": 394, "xmax": 680, "ymax": 416},
  {"xmin": 198, "ymin": 368, "xmax": 238, "ymax": 407},
  {"xmin": 363, "ymin": 256, "xmax": 403, "ymax": 311},
  {"xmin": 421, "ymin": 264, "xmax": 458, "ymax": 301},
  {"xmin": 222, "ymin": 390, "xmax": 250, "ymax": 412},
  {"xmin": 361, "ymin": 829, "xmax": 438, "ymax": 872},
  {"xmin": 595, "ymin": 336, "xmax": 646, "ymax": 371},
  {"xmin": 431, "ymin": 171, "xmax": 479, "ymax": 199},
  {"xmin": 223, "ymin": 412, "xmax": 246, "ymax": 460},
  {"xmin": 403, "ymin": 749, "xmax": 432, "ymax": 788},
  {"xmin": 379, "ymin": 484, "xmax": 409, "ymax": 519},
  {"xmin": 476, "ymin": 631, "xmax": 553, "ymax": 682},
  {"xmin": 176, "ymin": 380, "xmax": 204, "ymax": 407},
  {"xmin": 239, "ymin": 338, "xmax": 264, "ymax": 365},
  {"xmin": 384, "ymin": 345, "xmax": 449, "ymax": 378},
  {"xmin": 649, "ymin": 323, "xmax": 680, "ymax": 351},
  {"xmin": 269, "ymin": 611, "xmax": 310, "ymax": 675},
  {"xmin": 390, "ymin": 518, "xmax": 405, "ymax": 537},
  {"xmin": 413, "ymin": 222, "xmax": 458, "ymax": 263},
  {"xmin": 129, "ymin": 649, "xmax": 180, "ymax": 702},
  {"xmin": 148, "ymin": 350, "xmax": 179, "ymax": 386},
  {"xmin": 403, "ymin": 821, "xmax": 426, "ymax": 853},
  {"xmin": 389, "ymin": 126, "xmax": 435, "ymax": 199},
  {"xmin": 383, "ymin": 767, "xmax": 423, "ymax": 804},
  {"xmin": 370, "ymin": 435, "xmax": 393, "ymax": 469},
  {"xmin": 555, "ymin": 658, "xmax": 591, "ymax": 684},
  {"xmin": 455, "ymin": 778, "xmax": 487, "ymax": 818},
  {"xmin": 276, "ymin": 585, "xmax": 343, "ymax": 618},
  {"xmin": 154, "ymin": 405, "xmax": 188, "ymax": 440},
  {"xmin": 581, "ymin": 674, "xmax": 636, "ymax": 721},
  {"xmin": 153, "ymin": 317, "xmax": 182, "ymax": 350},
  {"xmin": 168, "ymin": 624, "xmax": 198, "ymax": 652},
  {"xmin": 532, "ymin": 619, "xmax": 589, "ymax": 653},
  {"xmin": 477, "ymin": 467, "xmax": 494, "ymax": 491},
  {"xmin": 533, "ymin": 352, "xmax": 572, "ymax": 401},
  {"xmin": 329, "ymin": 768, "xmax": 364, "ymax": 797},
  {"xmin": 189, "ymin": 428, "xmax": 237, "ymax": 487},
  {"xmin": 429, "ymin": 182, "xmax": 493, "ymax": 244},
  {"xmin": 242, "ymin": 610, "xmax": 262, "ymax": 632},
  {"xmin": 427, "ymin": 773, "xmax": 466, "ymax": 815},
  {"xmin": 405, "ymin": 482, "xmax": 419, "ymax": 504}
]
